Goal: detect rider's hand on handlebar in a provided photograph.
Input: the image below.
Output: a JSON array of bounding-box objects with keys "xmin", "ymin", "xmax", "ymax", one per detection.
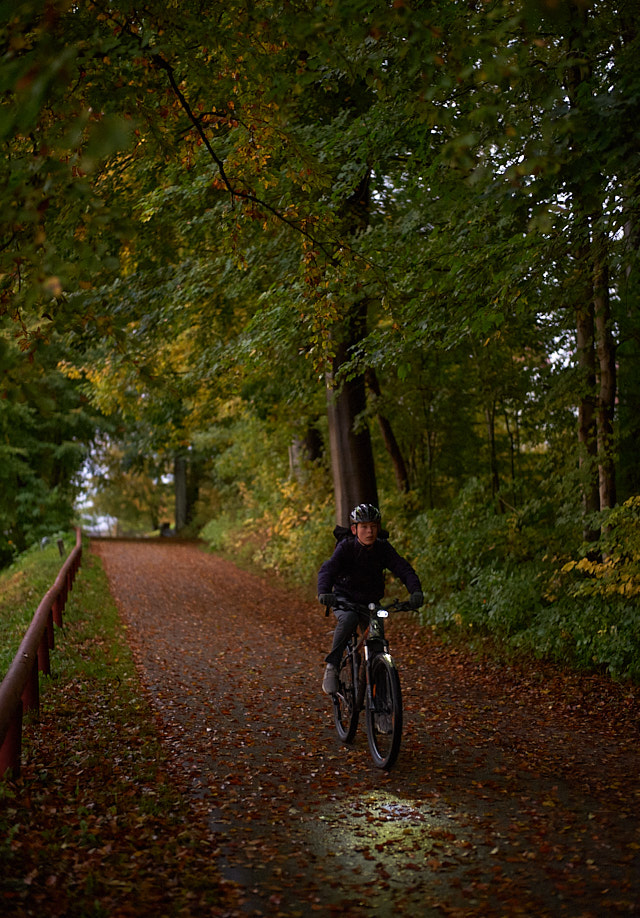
[
  {"xmin": 409, "ymin": 591, "xmax": 424, "ymax": 609},
  {"xmin": 318, "ymin": 593, "xmax": 337, "ymax": 606}
]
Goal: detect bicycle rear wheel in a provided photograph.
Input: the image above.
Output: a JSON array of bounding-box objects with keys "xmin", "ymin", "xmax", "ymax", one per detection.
[
  {"xmin": 365, "ymin": 654, "xmax": 402, "ymax": 769},
  {"xmin": 333, "ymin": 645, "xmax": 359, "ymax": 743}
]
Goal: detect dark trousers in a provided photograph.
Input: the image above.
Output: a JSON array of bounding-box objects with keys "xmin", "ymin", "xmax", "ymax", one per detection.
[{"xmin": 325, "ymin": 605, "xmax": 369, "ymax": 667}]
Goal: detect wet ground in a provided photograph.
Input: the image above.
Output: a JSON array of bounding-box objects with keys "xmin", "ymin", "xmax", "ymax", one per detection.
[{"xmin": 94, "ymin": 539, "xmax": 640, "ymax": 917}]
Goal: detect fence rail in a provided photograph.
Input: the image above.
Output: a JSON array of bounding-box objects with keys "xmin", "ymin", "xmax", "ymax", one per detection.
[{"xmin": 0, "ymin": 529, "xmax": 83, "ymax": 779}]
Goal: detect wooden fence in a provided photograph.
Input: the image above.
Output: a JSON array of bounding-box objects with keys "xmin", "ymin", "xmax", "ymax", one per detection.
[{"xmin": 0, "ymin": 529, "xmax": 83, "ymax": 779}]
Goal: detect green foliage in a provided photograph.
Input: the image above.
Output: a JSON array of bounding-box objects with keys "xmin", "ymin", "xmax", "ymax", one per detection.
[
  {"xmin": 0, "ymin": 335, "xmax": 99, "ymax": 560},
  {"xmin": 411, "ymin": 478, "xmax": 551, "ymax": 604},
  {"xmin": 0, "ymin": 0, "xmax": 135, "ymax": 331},
  {"xmin": 410, "ymin": 482, "xmax": 640, "ymax": 681},
  {"xmin": 250, "ymin": 479, "xmax": 335, "ymax": 590},
  {"xmin": 540, "ymin": 496, "xmax": 640, "ymax": 680},
  {"xmin": 203, "ymin": 407, "xmax": 292, "ymax": 512},
  {"xmin": 199, "ymin": 512, "xmax": 239, "ymax": 555},
  {"xmin": 513, "ymin": 595, "xmax": 640, "ymax": 684},
  {"xmin": 200, "ymin": 436, "xmax": 334, "ymax": 591},
  {"xmin": 562, "ymin": 497, "xmax": 640, "ymax": 601}
]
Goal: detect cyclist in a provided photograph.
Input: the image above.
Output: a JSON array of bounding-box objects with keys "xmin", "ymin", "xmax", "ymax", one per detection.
[{"xmin": 317, "ymin": 503, "xmax": 423, "ymax": 694}]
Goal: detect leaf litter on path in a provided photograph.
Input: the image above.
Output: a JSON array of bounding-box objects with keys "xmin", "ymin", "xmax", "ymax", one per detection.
[{"xmin": 95, "ymin": 540, "xmax": 640, "ymax": 917}]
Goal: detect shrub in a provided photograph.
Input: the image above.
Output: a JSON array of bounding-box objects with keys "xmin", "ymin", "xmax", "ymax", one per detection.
[
  {"xmin": 200, "ymin": 461, "xmax": 335, "ymax": 593},
  {"xmin": 244, "ymin": 478, "xmax": 335, "ymax": 591},
  {"xmin": 552, "ymin": 496, "xmax": 640, "ymax": 679},
  {"xmin": 562, "ymin": 496, "xmax": 640, "ymax": 601},
  {"xmin": 408, "ymin": 480, "xmax": 640, "ymax": 681}
]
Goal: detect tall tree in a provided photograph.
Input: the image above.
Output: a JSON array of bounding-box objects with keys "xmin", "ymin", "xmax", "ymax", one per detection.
[{"xmin": 0, "ymin": 335, "xmax": 99, "ymax": 559}]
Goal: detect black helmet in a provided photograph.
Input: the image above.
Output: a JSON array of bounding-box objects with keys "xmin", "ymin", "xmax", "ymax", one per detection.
[{"xmin": 349, "ymin": 503, "xmax": 381, "ymax": 524}]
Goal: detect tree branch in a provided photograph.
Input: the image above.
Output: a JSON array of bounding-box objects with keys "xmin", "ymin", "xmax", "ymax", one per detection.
[{"xmin": 150, "ymin": 52, "xmax": 338, "ymax": 262}]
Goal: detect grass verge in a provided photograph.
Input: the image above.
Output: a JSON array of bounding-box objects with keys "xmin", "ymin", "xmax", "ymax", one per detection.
[
  {"xmin": 0, "ymin": 543, "xmax": 240, "ymax": 917},
  {"xmin": 0, "ymin": 538, "xmax": 75, "ymax": 679}
]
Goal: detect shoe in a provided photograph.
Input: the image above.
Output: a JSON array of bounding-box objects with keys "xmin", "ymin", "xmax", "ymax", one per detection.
[{"xmin": 322, "ymin": 663, "xmax": 339, "ymax": 695}]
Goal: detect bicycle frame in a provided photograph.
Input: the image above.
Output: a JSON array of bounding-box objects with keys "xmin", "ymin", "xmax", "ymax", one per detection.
[
  {"xmin": 345, "ymin": 605, "xmax": 388, "ymax": 698},
  {"xmin": 330, "ymin": 598, "xmax": 409, "ymax": 768},
  {"xmin": 347, "ymin": 599, "xmax": 406, "ymax": 662}
]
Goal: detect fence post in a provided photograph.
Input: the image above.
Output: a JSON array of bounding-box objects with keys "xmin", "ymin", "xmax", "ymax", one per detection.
[
  {"xmin": 37, "ymin": 628, "xmax": 50, "ymax": 676},
  {"xmin": 47, "ymin": 607, "xmax": 55, "ymax": 651},
  {"xmin": 22, "ymin": 660, "xmax": 39, "ymax": 715},
  {"xmin": 52, "ymin": 594, "xmax": 63, "ymax": 628},
  {"xmin": 0, "ymin": 700, "xmax": 22, "ymax": 779}
]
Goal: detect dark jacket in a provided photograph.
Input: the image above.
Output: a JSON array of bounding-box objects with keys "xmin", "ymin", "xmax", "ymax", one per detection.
[{"xmin": 317, "ymin": 532, "xmax": 421, "ymax": 605}]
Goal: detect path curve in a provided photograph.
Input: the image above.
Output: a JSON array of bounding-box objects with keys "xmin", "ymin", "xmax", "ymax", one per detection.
[{"xmin": 93, "ymin": 539, "xmax": 640, "ymax": 917}]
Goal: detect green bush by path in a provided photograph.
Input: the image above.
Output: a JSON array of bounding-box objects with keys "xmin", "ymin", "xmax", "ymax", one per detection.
[
  {"xmin": 200, "ymin": 472, "xmax": 336, "ymax": 595},
  {"xmin": 411, "ymin": 484, "xmax": 640, "ymax": 682}
]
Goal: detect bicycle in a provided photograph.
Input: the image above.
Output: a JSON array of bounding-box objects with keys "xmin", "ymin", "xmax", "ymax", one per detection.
[{"xmin": 323, "ymin": 596, "xmax": 411, "ymax": 769}]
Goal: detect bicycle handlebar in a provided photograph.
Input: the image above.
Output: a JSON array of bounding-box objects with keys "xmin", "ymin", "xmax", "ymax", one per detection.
[{"xmin": 320, "ymin": 596, "xmax": 413, "ymax": 614}]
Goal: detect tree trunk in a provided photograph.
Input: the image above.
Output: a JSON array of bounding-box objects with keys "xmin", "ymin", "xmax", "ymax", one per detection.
[
  {"xmin": 593, "ymin": 236, "xmax": 616, "ymax": 510},
  {"xmin": 576, "ymin": 300, "xmax": 600, "ymax": 538},
  {"xmin": 617, "ymin": 194, "xmax": 640, "ymax": 498},
  {"xmin": 326, "ymin": 336, "xmax": 378, "ymax": 526},
  {"xmin": 289, "ymin": 425, "xmax": 323, "ymax": 481},
  {"xmin": 503, "ymin": 405, "xmax": 520, "ymax": 508},
  {"xmin": 485, "ymin": 401, "xmax": 500, "ymax": 502},
  {"xmin": 186, "ymin": 457, "xmax": 201, "ymax": 526},
  {"xmin": 564, "ymin": 20, "xmax": 611, "ymax": 539},
  {"xmin": 324, "ymin": 170, "xmax": 379, "ymax": 526},
  {"xmin": 365, "ymin": 368, "xmax": 409, "ymax": 493},
  {"xmin": 174, "ymin": 454, "xmax": 188, "ymax": 532}
]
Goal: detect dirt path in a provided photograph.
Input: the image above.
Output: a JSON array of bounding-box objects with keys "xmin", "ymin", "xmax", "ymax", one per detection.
[{"xmin": 93, "ymin": 539, "xmax": 640, "ymax": 917}]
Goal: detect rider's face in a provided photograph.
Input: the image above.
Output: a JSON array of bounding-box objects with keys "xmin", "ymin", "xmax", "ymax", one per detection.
[{"xmin": 352, "ymin": 521, "xmax": 379, "ymax": 546}]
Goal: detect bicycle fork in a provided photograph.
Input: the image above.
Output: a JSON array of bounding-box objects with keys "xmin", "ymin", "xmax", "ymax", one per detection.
[
  {"xmin": 362, "ymin": 642, "xmax": 380, "ymax": 712},
  {"xmin": 363, "ymin": 636, "xmax": 390, "ymax": 713}
]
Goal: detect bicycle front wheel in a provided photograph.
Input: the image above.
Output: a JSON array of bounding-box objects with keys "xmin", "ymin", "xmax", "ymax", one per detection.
[
  {"xmin": 365, "ymin": 654, "xmax": 403, "ymax": 769},
  {"xmin": 333, "ymin": 646, "xmax": 359, "ymax": 744}
]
